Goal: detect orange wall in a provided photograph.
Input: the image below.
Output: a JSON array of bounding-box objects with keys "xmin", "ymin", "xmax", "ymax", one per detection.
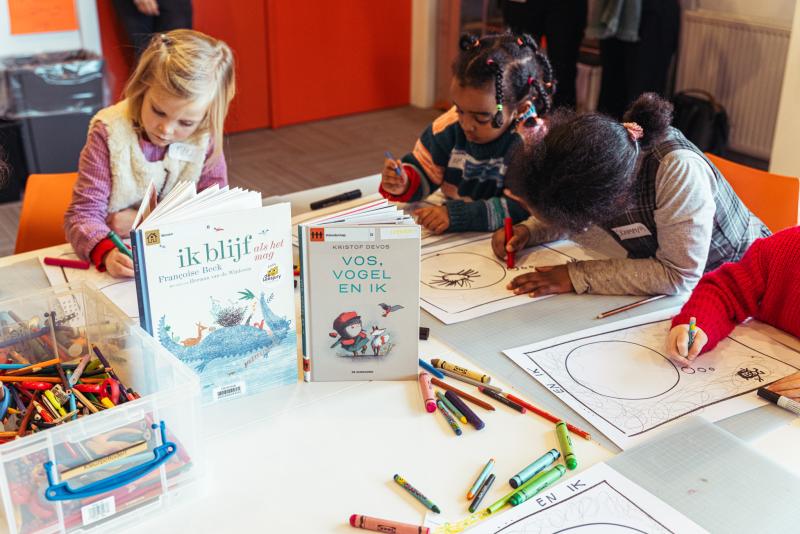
[
  {"xmin": 266, "ymin": 1, "xmax": 412, "ymax": 128},
  {"xmin": 95, "ymin": 1, "xmax": 411, "ymax": 132}
]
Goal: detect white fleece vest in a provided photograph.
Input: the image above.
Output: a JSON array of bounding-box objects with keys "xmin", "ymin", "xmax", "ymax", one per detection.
[{"xmin": 90, "ymin": 100, "xmax": 210, "ymax": 213}]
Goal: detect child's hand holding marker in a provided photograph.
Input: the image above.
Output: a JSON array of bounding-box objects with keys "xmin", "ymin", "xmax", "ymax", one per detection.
[
  {"xmin": 104, "ymin": 248, "xmax": 135, "ymax": 278},
  {"xmin": 491, "ymin": 223, "xmax": 530, "ymax": 260},
  {"xmin": 666, "ymin": 318, "xmax": 708, "ymax": 365},
  {"xmin": 381, "ymin": 151, "xmax": 409, "ymax": 196}
]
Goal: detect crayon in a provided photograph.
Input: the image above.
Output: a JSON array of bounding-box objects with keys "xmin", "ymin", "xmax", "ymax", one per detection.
[
  {"xmin": 418, "ymin": 372, "xmax": 436, "ymax": 413},
  {"xmin": 469, "ymin": 473, "xmax": 495, "ymax": 513},
  {"xmin": 479, "ymin": 387, "xmax": 526, "ymax": 413},
  {"xmin": 439, "ymin": 368, "xmax": 503, "ymax": 392},
  {"xmin": 688, "ymin": 316, "xmax": 697, "ymax": 351},
  {"xmin": 509, "ymin": 465, "xmax": 566, "ymax": 506},
  {"xmin": 430, "ymin": 358, "xmax": 491, "ymax": 383},
  {"xmin": 556, "ymin": 421, "xmax": 577, "ymax": 470},
  {"xmin": 43, "ymin": 257, "xmax": 90, "ymax": 270},
  {"xmin": 436, "ymin": 391, "xmax": 466, "ymax": 423},
  {"xmin": 431, "ymin": 377, "xmax": 495, "ymax": 411},
  {"xmin": 393, "ymin": 474, "xmax": 441, "ymax": 513},
  {"xmin": 349, "ymin": 514, "xmax": 430, "ymax": 534},
  {"xmin": 445, "ymin": 390, "xmax": 484, "ymax": 430},
  {"xmin": 107, "ymin": 230, "xmax": 133, "ymax": 259},
  {"xmin": 418, "ymin": 359, "xmax": 445, "ymax": 379},
  {"xmin": 509, "ymin": 449, "xmax": 560, "ymax": 488},
  {"xmin": 506, "ymin": 393, "xmax": 592, "ymax": 440},
  {"xmin": 436, "ymin": 400, "xmax": 462, "ymax": 436},
  {"xmin": 504, "ymin": 217, "xmax": 515, "ymax": 268},
  {"xmin": 486, "ymin": 467, "xmax": 550, "ymax": 514},
  {"xmin": 467, "ymin": 458, "xmax": 495, "ymax": 500}
]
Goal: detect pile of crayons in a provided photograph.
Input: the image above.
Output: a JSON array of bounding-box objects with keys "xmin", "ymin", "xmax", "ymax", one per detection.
[
  {"xmin": 348, "ymin": 359, "xmax": 588, "ymax": 533},
  {"xmin": 418, "ymin": 358, "xmax": 591, "ymax": 441},
  {"xmin": 0, "ymin": 310, "xmax": 139, "ymax": 442},
  {"xmin": 349, "ymin": 422, "xmax": 581, "ymax": 533}
]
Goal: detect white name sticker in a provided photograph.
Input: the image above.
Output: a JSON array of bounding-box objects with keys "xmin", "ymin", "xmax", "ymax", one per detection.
[
  {"xmin": 81, "ymin": 496, "xmax": 116, "ymax": 526},
  {"xmin": 168, "ymin": 142, "xmax": 203, "ymax": 162},
  {"xmin": 611, "ymin": 222, "xmax": 653, "ymax": 240}
]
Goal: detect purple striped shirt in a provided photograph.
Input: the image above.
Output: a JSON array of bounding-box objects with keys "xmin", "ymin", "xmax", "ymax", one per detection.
[{"xmin": 64, "ymin": 122, "xmax": 227, "ymax": 260}]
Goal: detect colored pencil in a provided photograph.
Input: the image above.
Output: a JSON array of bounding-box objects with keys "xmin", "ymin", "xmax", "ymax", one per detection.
[
  {"xmin": 595, "ymin": 294, "xmax": 666, "ymax": 319},
  {"xmin": 505, "ymin": 393, "xmax": 591, "ymax": 440},
  {"xmin": 439, "ymin": 368, "xmax": 503, "ymax": 392}
]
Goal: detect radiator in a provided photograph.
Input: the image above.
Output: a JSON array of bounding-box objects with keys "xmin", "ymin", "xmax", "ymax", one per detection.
[{"xmin": 675, "ymin": 10, "xmax": 791, "ymax": 159}]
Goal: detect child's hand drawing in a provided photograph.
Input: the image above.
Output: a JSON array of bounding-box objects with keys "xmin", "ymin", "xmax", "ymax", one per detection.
[
  {"xmin": 666, "ymin": 323, "xmax": 708, "ymax": 365},
  {"xmin": 104, "ymin": 248, "xmax": 135, "ymax": 278},
  {"xmin": 506, "ymin": 264, "xmax": 573, "ymax": 297},
  {"xmin": 491, "ymin": 223, "xmax": 530, "ymax": 260},
  {"xmin": 768, "ymin": 371, "xmax": 800, "ymax": 401},
  {"xmin": 414, "ymin": 205, "xmax": 450, "ymax": 234},
  {"xmin": 381, "ymin": 157, "xmax": 409, "ymax": 195},
  {"xmin": 106, "ymin": 208, "xmax": 137, "ymax": 237}
]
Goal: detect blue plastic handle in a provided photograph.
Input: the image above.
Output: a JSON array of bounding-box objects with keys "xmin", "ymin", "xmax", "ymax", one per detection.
[{"xmin": 43, "ymin": 421, "xmax": 177, "ymax": 501}]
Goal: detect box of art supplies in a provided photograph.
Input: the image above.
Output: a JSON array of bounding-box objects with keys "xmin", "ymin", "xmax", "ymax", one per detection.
[{"xmin": 0, "ymin": 282, "xmax": 203, "ymax": 534}]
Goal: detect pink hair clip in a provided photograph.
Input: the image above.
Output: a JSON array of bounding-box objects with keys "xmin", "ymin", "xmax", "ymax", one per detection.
[
  {"xmin": 622, "ymin": 122, "xmax": 644, "ymax": 142},
  {"xmin": 527, "ymin": 76, "xmax": 534, "ymax": 85},
  {"xmin": 486, "ymin": 58, "xmax": 494, "ymax": 65}
]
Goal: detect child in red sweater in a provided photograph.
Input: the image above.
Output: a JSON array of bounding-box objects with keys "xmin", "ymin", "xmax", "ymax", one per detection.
[{"xmin": 667, "ymin": 226, "xmax": 800, "ymax": 400}]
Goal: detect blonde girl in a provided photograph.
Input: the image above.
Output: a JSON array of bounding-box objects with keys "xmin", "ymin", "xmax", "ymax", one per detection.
[{"xmin": 65, "ymin": 29, "xmax": 235, "ymax": 278}]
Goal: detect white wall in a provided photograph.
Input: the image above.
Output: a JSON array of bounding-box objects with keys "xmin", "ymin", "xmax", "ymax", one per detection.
[
  {"xmin": 686, "ymin": 0, "xmax": 795, "ymax": 26},
  {"xmin": 0, "ymin": 0, "xmax": 101, "ymax": 57},
  {"xmin": 769, "ymin": 0, "xmax": 800, "ymax": 175},
  {"xmin": 410, "ymin": 0, "xmax": 437, "ymax": 108}
]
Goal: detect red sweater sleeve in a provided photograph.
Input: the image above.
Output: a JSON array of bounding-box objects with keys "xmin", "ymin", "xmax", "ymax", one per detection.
[{"xmin": 672, "ymin": 237, "xmax": 768, "ymax": 352}]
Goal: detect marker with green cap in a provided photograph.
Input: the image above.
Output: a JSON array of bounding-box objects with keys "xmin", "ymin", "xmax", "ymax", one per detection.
[
  {"xmin": 555, "ymin": 420, "xmax": 577, "ymax": 470},
  {"xmin": 107, "ymin": 230, "xmax": 133, "ymax": 259},
  {"xmin": 508, "ymin": 465, "xmax": 566, "ymax": 506}
]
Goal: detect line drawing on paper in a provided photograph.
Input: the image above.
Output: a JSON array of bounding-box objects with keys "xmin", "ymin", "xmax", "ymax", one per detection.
[
  {"xmin": 491, "ymin": 481, "xmax": 674, "ymax": 534},
  {"xmin": 419, "ymin": 235, "xmax": 600, "ymax": 324},
  {"xmin": 508, "ymin": 320, "xmax": 800, "ymax": 447}
]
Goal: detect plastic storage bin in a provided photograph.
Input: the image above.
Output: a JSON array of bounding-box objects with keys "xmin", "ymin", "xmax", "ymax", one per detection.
[{"xmin": 0, "ymin": 282, "xmax": 202, "ymax": 534}]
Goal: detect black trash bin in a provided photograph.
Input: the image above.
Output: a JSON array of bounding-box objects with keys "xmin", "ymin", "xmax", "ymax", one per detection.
[{"xmin": 0, "ymin": 50, "xmax": 105, "ymax": 176}]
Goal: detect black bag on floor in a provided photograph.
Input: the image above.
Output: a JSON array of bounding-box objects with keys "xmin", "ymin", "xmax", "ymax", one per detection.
[{"xmin": 671, "ymin": 89, "xmax": 729, "ymax": 155}]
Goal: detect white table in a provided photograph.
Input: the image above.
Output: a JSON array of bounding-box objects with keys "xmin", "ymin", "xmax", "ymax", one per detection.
[{"xmin": 1, "ymin": 177, "xmax": 798, "ymax": 533}]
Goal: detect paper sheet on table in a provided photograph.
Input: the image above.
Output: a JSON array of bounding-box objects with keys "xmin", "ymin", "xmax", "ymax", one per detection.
[
  {"xmin": 425, "ymin": 462, "xmax": 707, "ymax": 534},
  {"xmin": 40, "ymin": 250, "xmax": 138, "ymax": 321},
  {"xmin": 503, "ymin": 317, "xmax": 800, "ymax": 449},
  {"xmin": 420, "ymin": 234, "xmax": 606, "ymax": 325}
]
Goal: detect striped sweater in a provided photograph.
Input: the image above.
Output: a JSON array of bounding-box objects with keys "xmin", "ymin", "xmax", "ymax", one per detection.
[{"xmin": 380, "ymin": 107, "xmax": 540, "ymax": 232}]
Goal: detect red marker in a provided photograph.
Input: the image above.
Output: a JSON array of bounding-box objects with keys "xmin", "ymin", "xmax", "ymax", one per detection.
[
  {"xmin": 504, "ymin": 217, "xmax": 515, "ymax": 268},
  {"xmin": 350, "ymin": 514, "xmax": 429, "ymax": 534},
  {"xmin": 43, "ymin": 257, "xmax": 90, "ymax": 270}
]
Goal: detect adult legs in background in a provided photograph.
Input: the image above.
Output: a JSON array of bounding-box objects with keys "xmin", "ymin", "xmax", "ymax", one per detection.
[
  {"xmin": 111, "ymin": 0, "xmax": 194, "ymax": 57},
  {"xmin": 597, "ymin": 0, "xmax": 680, "ymax": 119},
  {"xmin": 501, "ymin": 0, "xmax": 588, "ymax": 109}
]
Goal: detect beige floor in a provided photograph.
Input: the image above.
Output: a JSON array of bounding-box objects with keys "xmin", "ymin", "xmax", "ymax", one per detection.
[{"xmin": 0, "ymin": 105, "xmax": 440, "ymax": 258}]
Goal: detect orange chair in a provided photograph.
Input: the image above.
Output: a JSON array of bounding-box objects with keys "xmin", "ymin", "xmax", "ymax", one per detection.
[
  {"xmin": 14, "ymin": 172, "xmax": 78, "ymax": 254},
  {"xmin": 707, "ymin": 153, "xmax": 800, "ymax": 233}
]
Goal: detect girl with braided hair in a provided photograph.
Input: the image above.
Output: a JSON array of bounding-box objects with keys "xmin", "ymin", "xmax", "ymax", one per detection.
[
  {"xmin": 64, "ymin": 30, "xmax": 235, "ymax": 278},
  {"xmin": 492, "ymin": 93, "xmax": 769, "ymax": 298},
  {"xmin": 380, "ymin": 32, "xmax": 556, "ymax": 234}
]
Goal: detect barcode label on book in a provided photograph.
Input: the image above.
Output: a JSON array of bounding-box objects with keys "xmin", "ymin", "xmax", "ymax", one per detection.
[
  {"xmin": 213, "ymin": 382, "xmax": 246, "ymax": 401},
  {"xmin": 81, "ymin": 496, "xmax": 116, "ymax": 526}
]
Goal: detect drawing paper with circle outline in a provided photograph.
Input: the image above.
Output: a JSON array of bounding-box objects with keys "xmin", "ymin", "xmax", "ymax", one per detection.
[
  {"xmin": 503, "ymin": 319, "xmax": 800, "ymax": 449},
  {"xmin": 420, "ymin": 235, "xmax": 605, "ymax": 324},
  {"xmin": 461, "ymin": 463, "xmax": 707, "ymax": 534}
]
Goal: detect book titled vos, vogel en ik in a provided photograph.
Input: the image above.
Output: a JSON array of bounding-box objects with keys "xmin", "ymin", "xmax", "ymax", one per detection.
[
  {"xmin": 130, "ymin": 181, "xmax": 297, "ymax": 403},
  {"xmin": 298, "ymin": 201, "xmax": 420, "ymax": 382}
]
